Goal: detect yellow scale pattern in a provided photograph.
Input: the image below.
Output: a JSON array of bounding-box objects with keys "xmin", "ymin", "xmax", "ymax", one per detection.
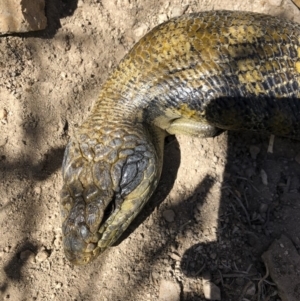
[{"xmin": 61, "ymin": 11, "xmax": 300, "ymax": 265}]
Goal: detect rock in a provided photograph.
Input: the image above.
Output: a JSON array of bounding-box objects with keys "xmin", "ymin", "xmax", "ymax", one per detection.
[
  {"xmin": 35, "ymin": 249, "xmax": 49, "ymax": 262},
  {"xmin": 245, "ymin": 281, "xmax": 256, "ymax": 296},
  {"xmin": 259, "ymin": 203, "xmax": 269, "ymax": 214},
  {"xmin": 262, "ymin": 235, "xmax": 300, "ymax": 301},
  {"xmin": 169, "ymin": 252, "xmax": 181, "ymax": 261},
  {"xmin": 163, "ymin": 209, "xmax": 175, "ymax": 222},
  {"xmin": 0, "ymin": 0, "xmax": 47, "ymax": 35},
  {"xmin": 169, "ymin": 6, "xmax": 184, "ymax": 18},
  {"xmin": 202, "ymin": 279, "xmax": 221, "ymax": 300},
  {"xmin": 158, "ymin": 13, "xmax": 168, "ymax": 23},
  {"xmin": 260, "ymin": 169, "xmax": 268, "ymax": 185},
  {"xmin": 20, "ymin": 249, "xmax": 35, "ymax": 262},
  {"xmin": 158, "ymin": 280, "xmax": 180, "ymax": 301},
  {"xmin": 249, "ymin": 145, "xmax": 260, "ymax": 160},
  {"xmin": 133, "ymin": 23, "xmax": 148, "ymax": 38}
]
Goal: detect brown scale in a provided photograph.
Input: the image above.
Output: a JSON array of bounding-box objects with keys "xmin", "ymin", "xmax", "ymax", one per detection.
[{"xmin": 61, "ymin": 10, "xmax": 300, "ymax": 265}]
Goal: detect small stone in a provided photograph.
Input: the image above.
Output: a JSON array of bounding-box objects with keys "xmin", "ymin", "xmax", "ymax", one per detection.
[
  {"xmin": 34, "ymin": 186, "xmax": 41, "ymax": 195},
  {"xmin": 35, "ymin": 249, "xmax": 49, "ymax": 262},
  {"xmin": 262, "ymin": 235, "xmax": 300, "ymax": 301},
  {"xmin": 245, "ymin": 281, "xmax": 256, "ymax": 296},
  {"xmin": 54, "ymin": 236, "xmax": 61, "ymax": 248},
  {"xmin": 151, "ymin": 271, "xmax": 160, "ymax": 282},
  {"xmin": 259, "ymin": 203, "xmax": 269, "ymax": 214},
  {"xmin": 158, "ymin": 13, "xmax": 168, "ymax": 23},
  {"xmin": 163, "ymin": 209, "xmax": 175, "ymax": 222},
  {"xmin": 158, "ymin": 280, "xmax": 180, "ymax": 301},
  {"xmin": 249, "ymin": 145, "xmax": 260, "ymax": 160},
  {"xmin": 55, "ymin": 282, "xmax": 63, "ymax": 289},
  {"xmin": 123, "ymin": 272, "xmax": 130, "ymax": 284},
  {"xmin": 260, "ymin": 169, "xmax": 268, "ymax": 185},
  {"xmin": 169, "ymin": 252, "xmax": 181, "ymax": 261},
  {"xmin": 20, "ymin": 250, "xmax": 35, "ymax": 262},
  {"xmin": 0, "ymin": 108, "xmax": 8, "ymax": 123},
  {"xmin": 202, "ymin": 279, "xmax": 221, "ymax": 300},
  {"xmin": 3, "ymin": 246, "xmax": 11, "ymax": 253},
  {"xmin": 210, "ymin": 252, "xmax": 217, "ymax": 260},
  {"xmin": 169, "ymin": 6, "xmax": 184, "ymax": 18},
  {"xmin": 134, "ymin": 23, "xmax": 148, "ymax": 38}
]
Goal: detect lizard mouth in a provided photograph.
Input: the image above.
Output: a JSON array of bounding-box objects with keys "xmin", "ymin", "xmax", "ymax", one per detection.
[{"xmin": 61, "ymin": 191, "xmax": 119, "ymax": 265}]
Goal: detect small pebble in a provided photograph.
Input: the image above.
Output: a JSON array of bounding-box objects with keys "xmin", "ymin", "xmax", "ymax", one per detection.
[
  {"xmin": 249, "ymin": 145, "xmax": 260, "ymax": 160},
  {"xmin": 169, "ymin": 6, "xmax": 184, "ymax": 18},
  {"xmin": 259, "ymin": 203, "xmax": 269, "ymax": 214},
  {"xmin": 54, "ymin": 236, "xmax": 62, "ymax": 248},
  {"xmin": 4, "ymin": 246, "xmax": 11, "ymax": 253},
  {"xmin": 163, "ymin": 209, "xmax": 175, "ymax": 222},
  {"xmin": 134, "ymin": 24, "xmax": 148, "ymax": 38},
  {"xmin": 260, "ymin": 169, "xmax": 268, "ymax": 185},
  {"xmin": 123, "ymin": 272, "xmax": 130, "ymax": 284},
  {"xmin": 158, "ymin": 13, "xmax": 168, "ymax": 23},
  {"xmin": 202, "ymin": 279, "xmax": 221, "ymax": 300},
  {"xmin": 0, "ymin": 108, "xmax": 8, "ymax": 122},
  {"xmin": 35, "ymin": 249, "xmax": 49, "ymax": 262},
  {"xmin": 169, "ymin": 252, "xmax": 181, "ymax": 261},
  {"xmin": 151, "ymin": 271, "xmax": 160, "ymax": 282},
  {"xmin": 55, "ymin": 282, "xmax": 63, "ymax": 289},
  {"xmin": 245, "ymin": 281, "xmax": 256, "ymax": 296},
  {"xmin": 20, "ymin": 250, "xmax": 35, "ymax": 262},
  {"xmin": 34, "ymin": 186, "xmax": 41, "ymax": 195},
  {"xmin": 158, "ymin": 280, "xmax": 180, "ymax": 301}
]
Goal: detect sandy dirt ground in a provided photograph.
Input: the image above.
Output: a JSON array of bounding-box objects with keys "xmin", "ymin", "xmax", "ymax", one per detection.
[{"xmin": 1, "ymin": 0, "xmax": 300, "ymax": 300}]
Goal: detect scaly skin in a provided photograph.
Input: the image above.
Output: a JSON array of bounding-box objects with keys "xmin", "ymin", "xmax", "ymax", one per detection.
[{"xmin": 61, "ymin": 10, "xmax": 300, "ymax": 265}]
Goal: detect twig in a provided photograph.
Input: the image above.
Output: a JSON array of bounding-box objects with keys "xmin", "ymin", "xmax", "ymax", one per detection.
[
  {"xmin": 217, "ymin": 273, "xmax": 257, "ymax": 278},
  {"xmin": 258, "ymin": 263, "xmax": 270, "ymax": 301},
  {"xmin": 267, "ymin": 134, "xmax": 275, "ymax": 153},
  {"xmin": 246, "ymin": 264, "xmax": 253, "ymax": 273},
  {"xmin": 243, "ymin": 190, "xmax": 249, "ymax": 209},
  {"xmin": 195, "ymin": 263, "xmax": 206, "ymax": 276},
  {"xmin": 179, "ymin": 220, "xmax": 191, "ymax": 231},
  {"xmin": 239, "ymin": 280, "xmax": 254, "ymax": 301},
  {"xmin": 227, "ymin": 188, "xmax": 251, "ymax": 225},
  {"xmin": 218, "ymin": 269, "xmax": 224, "ymax": 286},
  {"xmin": 252, "ymin": 278, "xmax": 275, "ymax": 286},
  {"xmin": 229, "ymin": 202, "xmax": 242, "ymax": 222}
]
